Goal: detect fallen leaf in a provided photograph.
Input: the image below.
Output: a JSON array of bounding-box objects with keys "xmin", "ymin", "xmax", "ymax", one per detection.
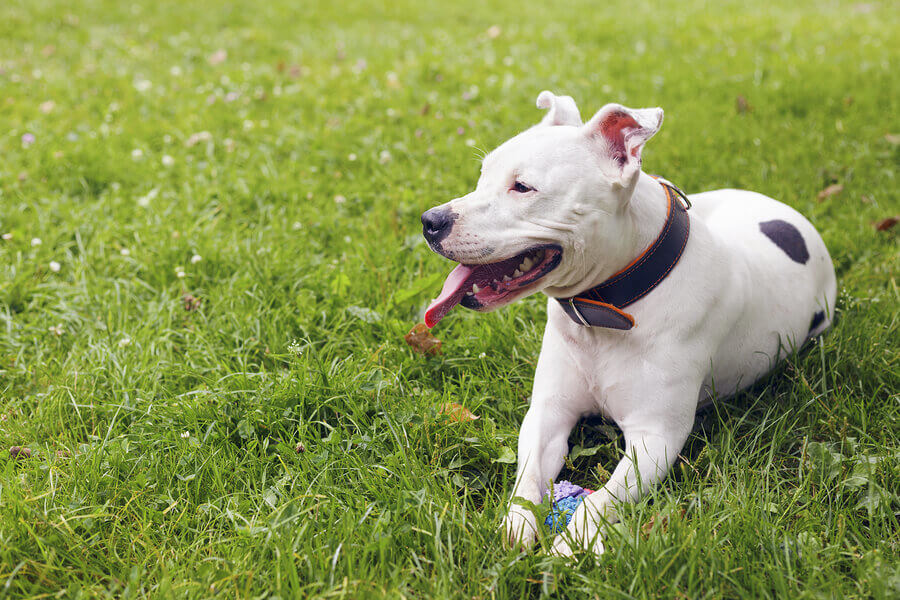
[
  {"xmin": 9, "ymin": 446, "xmax": 32, "ymax": 459},
  {"xmin": 404, "ymin": 323, "xmax": 442, "ymax": 355},
  {"xmin": 183, "ymin": 294, "xmax": 201, "ymax": 311},
  {"xmin": 439, "ymin": 402, "xmax": 479, "ymax": 422},
  {"xmin": 885, "ymin": 133, "xmax": 900, "ymax": 145},
  {"xmin": 873, "ymin": 216, "xmax": 899, "ymax": 231},
  {"xmin": 736, "ymin": 95, "xmax": 751, "ymax": 114},
  {"xmin": 641, "ymin": 507, "xmax": 685, "ymax": 538},
  {"xmin": 817, "ymin": 183, "xmax": 843, "ymax": 201}
]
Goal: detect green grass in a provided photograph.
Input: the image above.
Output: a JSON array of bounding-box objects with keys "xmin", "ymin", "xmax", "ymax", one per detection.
[{"xmin": 1, "ymin": 0, "xmax": 898, "ymax": 597}]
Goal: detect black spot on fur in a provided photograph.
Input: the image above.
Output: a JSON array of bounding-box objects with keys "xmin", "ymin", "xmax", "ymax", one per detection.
[
  {"xmin": 809, "ymin": 310, "xmax": 825, "ymax": 334},
  {"xmin": 759, "ymin": 219, "xmax": 810, "ymax": 264}
]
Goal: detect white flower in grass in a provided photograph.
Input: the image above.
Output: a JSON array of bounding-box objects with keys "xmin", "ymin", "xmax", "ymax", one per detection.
[
  {"xmin": 131, "ymin": 148, "xmax": 144, "ymax": 160},
  {"xmin": 31, "ymin": 237, "xmax": 42, "ymax": 246},
  {"xmin": 334, "ymin": 195, "xmax": 346, "ymax": 204},
  {"xmin": 49, "ymin": 261, "xmax": 61, "ymax": 272},
  {"xmin": 190, "ymin": 254, "xmax": 202, "ymax": 264},
  {"xmin": 287, "ymin": 340, "xmax": 303, "ymax": 356},
  {"xmin": 379, "ymin": 150, "xmax": 392, "ymax": 164},
  {"xmin": 137, "ymin": 188, "xmax": 159, "ymax": 207},
  {"xmin": 134, "ymin": 79, "xmax": 152, "ymax": 92},
  {"xmin": 161, "ymin": 155, "xmax": 175, "ymax": 167},
  {"xmin": 48, "ymin": 324, "xmax": 64, "ymax": 336},
  {"xmin": 186, "ymin": 131, "xmax": 213, "ymax": 147},
  {"xmin": 120, "ymin": 248, "xmax": 130, "ymax": 256},
  {"xmin": 175, "ymin": 266, "xmax": 186, "ymax": 278},
  {"xmin": 118, "ymin": 336, "xmax": 131, "ymax": 348},
  {"xmin": 180, "ymin": 431, "xmax": 190, "ymax": 438},
  {"xmin": 2, "ymin": 233, "xmax": 12, "ymax": 240}
]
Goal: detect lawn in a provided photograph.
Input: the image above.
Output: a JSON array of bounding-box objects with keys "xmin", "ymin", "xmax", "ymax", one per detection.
[{"xmin": 1, "ymin": 0, "xmax": 898, "ymax": 597}]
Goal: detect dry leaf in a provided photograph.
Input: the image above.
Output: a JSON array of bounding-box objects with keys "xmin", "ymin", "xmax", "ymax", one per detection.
[
  {"xmin": 9, "ymin": 446, "xmax": 32, "ymax": 460},
  {"xmin": 817, "ymin": 183, "xmax": 843, "ymax": 201},
  {"xmin": 404, "ymin": 323, "xmax": 442, "ymax": 356},
  {"xmin": 885, "ymin": 133, "xmax": 900, "ymax": 145},
  {"xmin": 735, "ymin": 95, "xmax": 751, "ymax": 114},
  {"xmin": 439, "ymin": 402, "xmax": 479, "ymax": 422},
  {"xmin": 641, "ymin": 507, "xmax": 686, "ymax": 538},
  {"xmin": 183, "ymin": 294, "xmax": 201, "ymax": 311},
  {"xmin": 873, "ymin": 216, "xmax": 899, "ymax": 231}
]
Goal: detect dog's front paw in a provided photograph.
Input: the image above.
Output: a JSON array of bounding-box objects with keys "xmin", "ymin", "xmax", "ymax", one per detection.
[
  {"xmin": 503, "ymin": 505, "xmax": 538, "ymax": 550},
  {"xmin": 549, "ymin": 506, "xmax": 606, "ymax": 558},
  {"xmin": 549, "ymin": 530, "xmax": 605, "ymax": 558}
]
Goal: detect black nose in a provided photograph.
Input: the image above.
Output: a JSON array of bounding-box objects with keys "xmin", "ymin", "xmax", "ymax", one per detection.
[{"xmin": 421, "ymin": 208, "xmax": 455, "ymax": 245}]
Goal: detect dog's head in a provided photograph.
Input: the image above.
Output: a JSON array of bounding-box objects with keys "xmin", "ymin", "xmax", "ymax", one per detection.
[{"xmin": 423, "ymin": 91, "xmax": 663, "ymax": 327}]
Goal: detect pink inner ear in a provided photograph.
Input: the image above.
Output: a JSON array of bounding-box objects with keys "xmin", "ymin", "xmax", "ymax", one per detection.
[{"xmin": 599, "ymin": 111, "xmax": 639, "ymax": 165}]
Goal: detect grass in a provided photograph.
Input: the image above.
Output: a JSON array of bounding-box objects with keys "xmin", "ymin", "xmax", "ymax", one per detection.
[{"xmin": 0, "ymin": 0, "xmax": 898, "ymax": 597}]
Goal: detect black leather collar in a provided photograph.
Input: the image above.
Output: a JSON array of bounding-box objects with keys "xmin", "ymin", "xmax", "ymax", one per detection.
[{"xmin": 557, "ymin": 178, "xmax": 691, "ymax": 330}]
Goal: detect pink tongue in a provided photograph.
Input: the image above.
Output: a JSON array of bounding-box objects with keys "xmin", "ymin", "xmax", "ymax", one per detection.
[{"xmin": 424, "ymin": 264, "xmax": 476, "ymax": 328}]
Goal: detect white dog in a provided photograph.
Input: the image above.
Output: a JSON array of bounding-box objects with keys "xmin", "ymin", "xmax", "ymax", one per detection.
[{"xmin": 420, "ymin": 91, "xmax": 836, "ymax": 556}]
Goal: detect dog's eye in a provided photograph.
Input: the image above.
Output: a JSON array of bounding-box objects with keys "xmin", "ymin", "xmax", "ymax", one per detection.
[{"xmin": 511, "ymin": 181, "xmax": 535, "ymax": 194}]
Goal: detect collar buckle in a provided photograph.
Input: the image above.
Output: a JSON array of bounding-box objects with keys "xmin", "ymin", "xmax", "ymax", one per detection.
[{"xmin": 567, "ymin": 297, "xmax": 591, "ymax": 327}]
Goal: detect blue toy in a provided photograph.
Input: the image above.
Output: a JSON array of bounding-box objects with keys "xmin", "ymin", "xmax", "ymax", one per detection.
[{"xmin": 544, "ymin": 480, "xmax": 594, "ymax": 533}]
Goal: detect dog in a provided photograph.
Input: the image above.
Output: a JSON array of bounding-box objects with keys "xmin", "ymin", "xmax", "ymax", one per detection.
[{"xmin": 420, "ymin": 91, "xmax": 837, "ymax": 556}]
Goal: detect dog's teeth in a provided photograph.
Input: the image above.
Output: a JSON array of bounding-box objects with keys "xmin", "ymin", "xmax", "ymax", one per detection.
[
  {"xmin": 472, "ymin": 284, "xmax": 480, "ymax": 293},
  {"xmin": 466, "ymin": 291, "xmax": 474, "ymax": 296},
  {"xmin": 502, "ymin": 275, "xmax": 511, "ymax": 282},
  {"xmin": 522, "ymin": 257, "xmax": 534, "ymax": 271},
  {"xmin": 513, "ymin": 269, "xmax": 522, "ymax": 278}
]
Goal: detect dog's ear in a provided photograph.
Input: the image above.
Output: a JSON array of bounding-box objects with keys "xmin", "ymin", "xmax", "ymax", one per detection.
[
  {"xmin": 536, "ymin": 91, "xmax": 582, "ymax": 127},
  {"xmin": 583, "ymin": 103, "xmax": 663, "ymax": 185}
]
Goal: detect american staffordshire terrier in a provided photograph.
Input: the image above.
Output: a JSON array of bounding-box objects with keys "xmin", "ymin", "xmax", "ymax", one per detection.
[{"xmin": 420, "ymin": 91, "xmax": 836, "ymax": 556}]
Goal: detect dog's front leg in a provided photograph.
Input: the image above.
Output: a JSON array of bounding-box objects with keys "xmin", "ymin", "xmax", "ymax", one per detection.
[
  {"xmin": 550, "ymin": 410, "xmax": 694, "ymax": 557},
  {"xmin": 504, "ymin": 329, "xmax": 586, "ymax": 549},
  {"xmin": 503, "ymin": 400, "xmax": 579, "ymax": 548}
]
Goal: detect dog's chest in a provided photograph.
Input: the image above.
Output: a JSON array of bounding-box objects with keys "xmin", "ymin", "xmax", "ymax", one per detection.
[{"xmin": 549, "ymin": 309, "xmax": 655, "ymax": 419}]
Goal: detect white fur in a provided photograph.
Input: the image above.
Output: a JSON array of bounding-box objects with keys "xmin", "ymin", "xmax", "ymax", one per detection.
[{"xmin": 427, "ymin": 92, "xmax": 837, "ymax": 556}]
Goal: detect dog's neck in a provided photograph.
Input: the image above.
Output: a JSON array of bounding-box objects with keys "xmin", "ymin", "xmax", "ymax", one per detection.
[
  {"xmin": 616, "ymin": 172, "xmax": 672, "ymax": 276},
  {"xmin": 545, "ymin": 171, "xmax": 670, "ymax": 298}
]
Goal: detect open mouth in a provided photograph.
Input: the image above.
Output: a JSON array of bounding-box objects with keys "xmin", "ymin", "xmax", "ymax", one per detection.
[{"xmin": 424, "ymin": 245, "xmax": 562, "ymax": 327}]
